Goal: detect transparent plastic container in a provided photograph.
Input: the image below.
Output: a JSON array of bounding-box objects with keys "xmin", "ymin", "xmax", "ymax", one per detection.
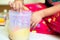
[{"xmin": 9, "ymin": 10, "xmax": 32, "ymax": 40}]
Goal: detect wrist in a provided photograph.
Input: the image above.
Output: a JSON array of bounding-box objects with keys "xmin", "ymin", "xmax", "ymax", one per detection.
[{"xmin": 38, "ymin": 11, "xmax": 45, "ymax": 18}]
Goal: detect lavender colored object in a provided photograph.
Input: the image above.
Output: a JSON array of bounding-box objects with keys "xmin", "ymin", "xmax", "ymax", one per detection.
[{"xmin": 9, "ymin": 10, "xmax": 32, "ymax": 31}]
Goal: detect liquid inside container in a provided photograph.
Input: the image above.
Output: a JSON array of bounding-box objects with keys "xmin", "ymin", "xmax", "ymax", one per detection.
[{"xmin": 9, "ymin": 10, "xmax": 32, "ymax": 40}]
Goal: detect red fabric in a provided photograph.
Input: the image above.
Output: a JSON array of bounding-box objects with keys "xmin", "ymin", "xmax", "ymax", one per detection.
[
  {"xmin": 25, "ymin": 3, "xmax": 60, "ymax": 34},
  {"xmin": 44, "ymin": 12, "xmax": 60, "ymax": 34},
  {"xmin": 25, "ymin": 3, "xmax": 46, "ymax": 12}
]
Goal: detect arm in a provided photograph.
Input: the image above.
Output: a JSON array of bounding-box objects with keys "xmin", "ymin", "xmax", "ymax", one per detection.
[
  {"xmin": 31, "ymin": 4, "xmax": 60, "ymax": 27},
  {"xmin": 37, "ymin": 4, "xmax": 60, "ymax": 18}
]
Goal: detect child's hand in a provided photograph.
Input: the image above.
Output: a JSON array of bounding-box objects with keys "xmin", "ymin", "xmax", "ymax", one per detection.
[
  {"xmin": 9, "ymin": 0, "xmax": 29, "ymax": 11},
  {"xmin": 31, "ymin": 11, "xmax": 43, "ymax": 27}
]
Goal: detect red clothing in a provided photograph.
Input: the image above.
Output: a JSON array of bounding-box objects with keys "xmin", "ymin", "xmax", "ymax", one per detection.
[{"xmin": 25, "ymin": 3, "xmax": 60, "ymax": 34}]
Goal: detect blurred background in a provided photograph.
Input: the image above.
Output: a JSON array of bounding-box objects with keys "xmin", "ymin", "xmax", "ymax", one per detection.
[{"xmin": 0, "ymin": 0, "xmax": 60, "ymax": 40}]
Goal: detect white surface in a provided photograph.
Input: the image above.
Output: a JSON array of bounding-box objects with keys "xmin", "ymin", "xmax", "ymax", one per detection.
[
  {"xmin": 0, "ymin": 0, "xmax": 14, "ymax": 5},
  {"xmin": 24, "ymin": 0, "xmax": 45, "ymax": 4},
  {"xmin": 0, "ymin": 27, "xmax": 8, "ymax": 37},
  {"xmin": 29, "ymin": 32, "xmax": 60, "ymax": 40},
  {"xmin": 0, "ymin": 20, "xmax": 9, "ymax": 40},
  {"xmin": 0, "ymin": 26, "xmax": 9, "ymax": 40},
  {"xmin": 0, "ymin": 33, "xmax": 10, "ymax": 40},
  {"xmin": 0, "ymin": 0, "xmax": 45, "ymax": 5}
]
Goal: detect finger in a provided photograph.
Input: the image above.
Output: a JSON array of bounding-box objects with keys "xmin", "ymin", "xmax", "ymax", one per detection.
[
  {"xmin": 19, "ymin": 1, "xmax": 24, "ymax": 12},
  {"xmin": 23, "ymin": 6, "xmax": 29, "ymax": 11},
  {"xmin": 19, "ymin": 4, "xmax": 23, "ymax": 12},
  {"xmin": 32, "ymin": 22, "xmax": 37, "ymax": 28},
  {"xmin": 30, "ymin": 18, "xmax": 32, "ymax": 25},
  {"xmin": 30, "ymin": 18, "xmax": 34, "ymax": 27},
  {"xmin": 31, "ymin": 22, "xmax": 37, "ymax": 30},
  {"xmin": 30, "ymin": 21, "xmax": 32, "ymax": 26},
  {"xmin": 30, "ymin": 21, "xmax": 33, "ymax": 27},
  {"xmin": 12, "ymin": 3, "xmax": 16, "ymax": 10},
  {"xmin": 34, "ymin": 22, "xmax": 38, "ymax": 27},
  {"xmin": 31, "ymin": 22, "xmax": 36, "ymax": 28},
  {"xmin": 33, "ymin": 21, "xmax": 39, "ymax": 28},
  {"xmin": 9, "ymin": 1, "xmax": 13, "ymax": 7},
  {"xmin": 15, "ymin": 3, "xmax": 20, "ymax": 11}
]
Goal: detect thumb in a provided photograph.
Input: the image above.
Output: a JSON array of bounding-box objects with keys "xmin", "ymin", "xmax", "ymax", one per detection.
[{"xmin": 23, "ymin": 6, "xmax": 29, "ymax": 11}]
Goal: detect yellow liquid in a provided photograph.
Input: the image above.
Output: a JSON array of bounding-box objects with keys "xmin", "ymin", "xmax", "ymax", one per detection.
[
  {"xmin": 9, "ymin": 28, "xmax": 30, "ymax": 40},
  {"xmin": 0, "ymin": 18, "xmax": 5, "ymax": 23}
]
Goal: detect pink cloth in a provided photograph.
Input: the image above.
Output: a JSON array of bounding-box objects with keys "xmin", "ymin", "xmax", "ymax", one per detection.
[{"xmin": 25, "ymin": 3, "xmax": 60, "ymax": 34}]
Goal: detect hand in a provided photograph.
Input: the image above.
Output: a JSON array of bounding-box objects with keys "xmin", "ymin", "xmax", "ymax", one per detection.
[
  {"xmin": 31, "ymin": 11, "xmax": 43, "ymax": 27},
  {"xmin": 9, "ymin": 0, "xmax": 29, "ymax": 12}
]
